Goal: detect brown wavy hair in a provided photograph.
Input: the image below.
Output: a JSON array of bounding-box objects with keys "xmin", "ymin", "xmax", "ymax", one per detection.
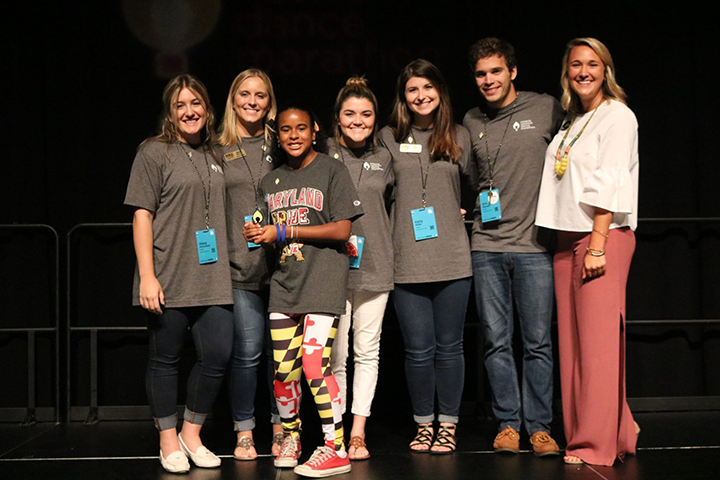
[
  {"xmin": 153, "ymin": 74, "xmax": 217, "ymax": 148},
  {"xmin": 389, "ymin": 59, "xmax": 461, "ymax": 163},
  {"xmin": 468, "ymin": 37, "xmax": 517, "ymax": 72},
  {"xmin": 332, "ymin": 76, "xmax": 379, "ymax": 147}
]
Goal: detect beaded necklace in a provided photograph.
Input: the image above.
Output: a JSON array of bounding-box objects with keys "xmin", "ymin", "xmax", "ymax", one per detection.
[{"xmin": 554, "ymin": 105, "xmax": 600, "ymax": 177}]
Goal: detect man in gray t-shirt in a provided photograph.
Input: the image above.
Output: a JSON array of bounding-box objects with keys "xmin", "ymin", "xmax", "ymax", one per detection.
[{"xmin": 464, "ymin": 38, "xmax": 564, "ymax": 456}]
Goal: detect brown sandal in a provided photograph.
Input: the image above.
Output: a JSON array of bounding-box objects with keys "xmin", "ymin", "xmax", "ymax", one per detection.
[
  {"xmin": 348, "ymin": 436, "xmax": 370, "ymax": 460},
  {"xmin": 409, "ymin": 423, "xmax": 433, "ymax": 453},
  {"xmin": 431, "ymin": 424, "xmax": 456, "ymax": 455},
  {"xmin": 271, "ymin": 432, "xmax": 284, "ymax": 457},
  {"xmin": 233, "ymin": 435, "xmax": 257, "ymax": 461}
]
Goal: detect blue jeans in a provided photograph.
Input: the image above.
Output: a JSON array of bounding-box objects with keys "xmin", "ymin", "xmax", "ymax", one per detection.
[
  {"xmin": 393, "ymin": 278, "xmax": 471, "ymax": 424},
  {"xmin": 146, "ymin": 305, "xmax": 233, "ymax": 431},
  {"xmin": 229, "ymin": 289, "xmax": 280, "ymax": 431},
  {"xmin": 471, "ymin": 251, "xmax": 554, "ymax": 435}
]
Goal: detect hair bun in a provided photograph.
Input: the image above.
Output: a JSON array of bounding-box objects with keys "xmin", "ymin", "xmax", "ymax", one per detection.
[{"xmin": 346, "ymin": 77, "xmax": 368, "ymax": 88}]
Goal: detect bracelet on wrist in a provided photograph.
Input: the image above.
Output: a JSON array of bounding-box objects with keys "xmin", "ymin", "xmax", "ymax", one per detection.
[
  {"xmin": 586, "ymin": 246, "xmax": 605, "ymax": 257},
  {"xmin": 593, "ymin": 228, "xmax": 609, "ymax": 238}
]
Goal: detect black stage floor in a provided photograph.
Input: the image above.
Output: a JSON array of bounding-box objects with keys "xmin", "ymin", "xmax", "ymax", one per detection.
[{"xmin": 1, "ymin": 411, "xmax": 718, "ymax": 479}]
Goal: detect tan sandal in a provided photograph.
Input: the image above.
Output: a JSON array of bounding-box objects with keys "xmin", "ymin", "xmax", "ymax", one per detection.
[
  {"xmin": 564, "ymin": 454, "xmax": 584, "ymax": 465},
  {"xmin": 233, "ymin": 435, "xmax": 257, "ymax": 461},
  {"xmin": 271, "ymin": 432, "xmax": 284, "ymax": 457},
  {"xmin": 348, "ymin": 436, "xmax": 370, "ymax": 460}
]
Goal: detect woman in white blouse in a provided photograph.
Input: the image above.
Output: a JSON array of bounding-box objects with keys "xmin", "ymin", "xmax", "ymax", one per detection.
[{"xmin": 535, "ymin": 37, "xmax": 639, "ymax": 466}]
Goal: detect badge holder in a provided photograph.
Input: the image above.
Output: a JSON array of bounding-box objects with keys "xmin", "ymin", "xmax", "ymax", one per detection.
[
  {"xmin": 244, "ymin": 215, "xmax": 261, "ymax": 249},
  {"xmin": 479, "ymin": 189, "xmax": 502, "ymax": 223},
  {"xmin": 195, "ymin": 229, "xmax": 218, "ymax": 264},
  {"xmin": 411, "ymin": 207, "xmax": 438, "ymax": 241}
]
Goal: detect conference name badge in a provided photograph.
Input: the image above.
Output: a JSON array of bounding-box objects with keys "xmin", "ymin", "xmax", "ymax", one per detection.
[
  {"xmin": 195, "ymin": 229, "xmax": 218, "ymax": 264},
  {"xmin": 411, "ymin": 207, "xmax": 438, "ymax": 241},
  {"xmin": 479, "ymin": 189, "xmax": 502, "ymax": 223},
  {"xmin": 244, "ymin": 215, "xmax": 261, "ymax": 249}
]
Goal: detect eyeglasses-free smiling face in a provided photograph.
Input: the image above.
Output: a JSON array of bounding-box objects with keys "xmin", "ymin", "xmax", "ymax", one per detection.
[
  {"xmin": 233, "ymin": 76, "xmax": 270, "ymax": 132},
  {"xmin": 173, "ymin": 87, "xmax": 207, "ymax": 144},
  {"xmin": 474, "ymin": 54, "xmax": 517, "ymax": 109},
  {"xmin": 278, "ymin": 109, "xmax": 316, "ymax": 160},
  {"xmin": 339, "ymin": 96, "xmax": 375, "ymax": 148},
  {"xmin": 404, "ymin": 76, "xmax": 439, "ymax": 121},
  {"xmin": 568, "ymin": 45, "xmax": 605, "ymax": 111}
]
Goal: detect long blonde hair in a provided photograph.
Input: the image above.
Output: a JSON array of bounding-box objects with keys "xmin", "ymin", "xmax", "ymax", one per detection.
[
  {"xmin": 219, "ymin": 69, "xmax": 277, "ymax": 146},
  {"xmin": 561, "ymin": 37, "xmax": 626, "ymax": 113}
]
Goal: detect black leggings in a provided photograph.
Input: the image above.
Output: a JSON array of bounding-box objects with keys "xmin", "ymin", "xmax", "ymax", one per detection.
[{"xmin": 146, "ymin": 305, "xmax": 233, "ymax": 430}]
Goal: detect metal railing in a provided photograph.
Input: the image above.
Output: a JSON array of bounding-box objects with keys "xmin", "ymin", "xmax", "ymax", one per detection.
[
  {"xmin": 0, "ymin": 224, "xmax": 60, "ymax": 424},
  {"xmin": 625, "ymin": 217, "xmax": 720, "ymax": 411},
  {"xmin": 65, "ymin": 222, "xmax": 145, "ymax": 423}
]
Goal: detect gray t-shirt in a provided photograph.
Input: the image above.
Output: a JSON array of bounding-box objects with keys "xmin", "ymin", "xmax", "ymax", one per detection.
[
  {"xmin": 463, "ymin": 92, "xmax": 564, "ymax": 252},
  {"xmin": 378, "ymin": 125, "xmax": 476, "ymax": 284},
  {"xmin": 260, "ymin": 153, "xmax": 364, "ymax": 316},
  {"xmin": 124, "ymin": 139, "xmax": 233, "ymax": 308},
  {"xmin": 222, "ymin": 135, "xmax": 277, "ymax": 290},
  {"xmin": 327, "ymin": 139, "xmax": 394, "ymax": 292}
]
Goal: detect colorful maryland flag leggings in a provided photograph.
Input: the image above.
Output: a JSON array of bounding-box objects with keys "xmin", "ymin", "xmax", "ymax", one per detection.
[{"xmin": 270, "ymin": 312, "xmax": 345, "ymax": 451}]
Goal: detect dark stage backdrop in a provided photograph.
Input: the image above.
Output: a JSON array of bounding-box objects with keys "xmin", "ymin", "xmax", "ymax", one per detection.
[{"xmin": 2, "ymin": 1, "xmax": 719, "ymax": 415}]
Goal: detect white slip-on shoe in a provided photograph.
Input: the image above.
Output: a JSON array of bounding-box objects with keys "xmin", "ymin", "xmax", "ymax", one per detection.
[
  {"xmin": 178, "ymin": 433, "xmax": 221, "ymax": 468},
  {"xmin": 159, "ymin": 449, "xmax": 190, "ymax": 473}
]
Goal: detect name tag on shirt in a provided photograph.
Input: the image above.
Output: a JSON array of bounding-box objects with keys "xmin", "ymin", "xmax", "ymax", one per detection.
[
  {"xmin": 479, "ymin": 189, "xmax": 502, "ymax": 223},
  {"xmin": 411, "ymin": 207, "xmax": 438, "ymax": 241},
  {"xmin": 346, "ymin": 235, "xmax": 364, "ymax": 269},
  {"xmin": 223, "ymin": 150, "xmax": 243, "ymax": 161},
  {"xmin": 244, "ymin": 215, "xmax": 261, "ymax": 249},
  {"xmin": 195, "ymin": 229, "xmax": 218, "ymax": 264},
  {"xmin": 400, "ymin": 143, "xmax": 422, "ymax": 153}
]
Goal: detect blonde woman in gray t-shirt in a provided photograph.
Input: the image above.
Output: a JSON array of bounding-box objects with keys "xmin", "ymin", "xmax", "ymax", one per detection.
[{"xmin": 218, "ymin": 69, "xmax": 284, "ymax": 461}]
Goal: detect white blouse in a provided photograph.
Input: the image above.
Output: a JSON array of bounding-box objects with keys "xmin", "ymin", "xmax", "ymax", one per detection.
[{"xmin": 535, "ymin": 99, "xmax": 639, "ymax": 232}]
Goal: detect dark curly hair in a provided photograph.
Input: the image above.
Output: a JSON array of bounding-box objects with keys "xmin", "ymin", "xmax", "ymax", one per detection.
[
  {"xmin": 468, "ymin": 37, "xmax": 517, "ymax": 72},
  {"xmin": 274, "ymin": 105, "xmax": 328, "ymax": 163}
]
